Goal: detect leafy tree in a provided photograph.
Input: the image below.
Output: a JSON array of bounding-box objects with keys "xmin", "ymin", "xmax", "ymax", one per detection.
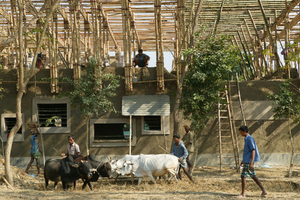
[
  {"xmin": 180, "ymin": 35, "xmax": 238, "ymax": 131},
  {"xmin": 60, "ymin": 58, "xmax": 122, "ymax": 154},
  {"xmin": 4, "ymin": 0, "xmax": 60, "ymax": 185},
  {"xmin": 267, "ymin": 79, "xmax": 300, "ymax": 177}
]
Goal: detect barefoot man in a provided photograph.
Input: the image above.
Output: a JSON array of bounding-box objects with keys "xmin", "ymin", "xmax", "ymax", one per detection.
[{"xmin": 236, "ymin": 125, "xmax": 267, "ymax": 198}]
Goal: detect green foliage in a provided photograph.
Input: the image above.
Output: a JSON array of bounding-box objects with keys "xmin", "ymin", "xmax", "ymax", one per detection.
[
  {"xmin": 286, "ymin": 40, "xmax": 300, "ymax": 64},
  {"xmin": 60, "ymin": 59, "xmax": 123, "ymax": 119},
  {"xmin": 180, "ymin": 34, "xmax": 237, "ymax": 130},
  {"xmin": 267, "ymin": 79, "xmax": 300, "ymax": 123}
]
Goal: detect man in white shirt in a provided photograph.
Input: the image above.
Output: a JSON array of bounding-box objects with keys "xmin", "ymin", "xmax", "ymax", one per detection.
[{"xmin": 61, "ymin": 135, "xmax": 81, "ymax": 159}]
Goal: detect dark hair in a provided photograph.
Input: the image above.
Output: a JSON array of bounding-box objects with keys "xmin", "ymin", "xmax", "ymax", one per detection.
[
  {"xmin": 68, "ymin": 135, "xmax": 75, "ymax": 139},
  {"xmin": 138, "ymin": 49, "xmax": 143, "ymax": 52},
  {"xmin": 239, "ymin": 125, "xmax": 248, "ymax": 133},
  {"xmin": 173, "ymin": 133, "xmax": 180, "ymax": 139}
]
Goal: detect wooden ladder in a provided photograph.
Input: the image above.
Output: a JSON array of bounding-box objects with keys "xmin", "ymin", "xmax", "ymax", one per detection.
[{"xmin": 218, "ymin": 83, "xmax": 240, "ymax": 172}]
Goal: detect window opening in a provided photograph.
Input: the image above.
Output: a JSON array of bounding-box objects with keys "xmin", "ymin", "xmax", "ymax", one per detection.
[
  {"xmin": 94, "ymin": 123, "xmax": 133, "ymax": 140},
  {"xmin": 5, "ymin": 118, "xmax": 22, "ymax": 134},
  {"xmin": 144, "ymin": 116, "xmax": 161, "ymax": 131},
  {"xmin": 37, "ymin": 104, "xmax": 67, "ymax": 127}
]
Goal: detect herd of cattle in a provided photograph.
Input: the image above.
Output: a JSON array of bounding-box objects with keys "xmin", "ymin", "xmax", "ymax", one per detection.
[{"xmin": 44, "ymin": 154, "xmax": 180, "ymax": 191}]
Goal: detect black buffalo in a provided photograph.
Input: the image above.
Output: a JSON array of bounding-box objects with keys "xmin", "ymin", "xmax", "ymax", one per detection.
[
  {"xmin": 44, "ymin": 156, "xmax": 93, "ymax": 191},
  {"xmin": 74, "ymin": 155, "xmax": 113, "ymax": 187}
]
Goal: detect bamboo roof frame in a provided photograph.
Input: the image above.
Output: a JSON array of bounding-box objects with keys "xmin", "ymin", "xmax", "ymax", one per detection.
[{"xmin": 0, "ymin": 0, "xmax": 299, "ymax": 64}]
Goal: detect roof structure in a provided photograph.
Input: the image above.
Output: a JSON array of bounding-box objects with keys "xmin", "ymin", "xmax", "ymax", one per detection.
[
  {"xmin": 0, "ymin": 0, "xmax": 300, "ymax": 92},
  {"xmin": 0, "ymin": 0, "xmax": 299, "ymax": 53}
]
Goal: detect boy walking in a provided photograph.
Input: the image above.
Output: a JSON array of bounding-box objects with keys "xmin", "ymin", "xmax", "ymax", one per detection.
[
  {"xmin": 25, "ymin": 123, "xmax": 41, "ymax": 174},
  {"xmin": 236, "ymin": 125, "xmax": 267, "ymax": 198}
]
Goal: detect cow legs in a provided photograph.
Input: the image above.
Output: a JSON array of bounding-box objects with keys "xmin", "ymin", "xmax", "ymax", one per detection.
[
  {"xmin": 82, "ymin": 181, "xmax": 87, "ymax": 190},
  {"xmin": 167, "ymin": 169, "xmax": 177, "ymax": 182},
  {"xmin": 73, "ymin": 181, "xmax": 76, "ymax": 189},
  {"xmin": 45, "ymin": 178, "xmax": 49, "ymax": 189},
  {"xmin": 62, "ymin": 181, "xmax": 67, "ymax": 190},
  {"xmin": 131, "ymin": 173, "xmax": 134, "ymax": 184},
  {"xmin": 146, "ymin": 172, "xmax": 157, "ymax": 185},
  {"xmin": 115, "ymin": 174, "xmax": 119, "ymax": 182},
  {"xmin": 138, "ymin": 178, "xmax": 143, "ymax": 185},
  {"xmin": 54, "ymin": 181, "xmax": 58, "ymax": 189},
  {"xmin": 86, "ymin": 180, "xmax": 93, "ymax": 191}
]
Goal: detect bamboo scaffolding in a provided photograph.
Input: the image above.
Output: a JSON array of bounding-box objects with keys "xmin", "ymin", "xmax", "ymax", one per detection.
[
  {"xmin": 241, "ymin": 25, "xmax": 258, "ymax": 78},
  {"xmin": 237, "ymin": 31, "xmax": 254, "ymax": 78},
  {"xmin": 233, "ymin": 36, "xmax": 250, "ymax": 80},
  {"xmin": 247, "ymin": 10, "xmax": 269, "ymax": 77},
  {"xmin": 257, "ymin": 0, "xmax": 281, "ymax": 75},
  {"xmin": 155, "ymin": 0, "xmax": 164, "ymax": 92}
]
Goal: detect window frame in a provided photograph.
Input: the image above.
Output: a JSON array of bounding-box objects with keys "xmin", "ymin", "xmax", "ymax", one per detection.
[
  {"xmin": 141, "ymin": 115, "xmax": 170, "ymax": 135},
  {"xmin": 90, "ymin": 118, "xmax": 136, "ymax": 147},
  {"xmin": 32, "ymin": 98, "xmax": 71, "ymax": 134},
  {"xmin": 1, "ymin": 113, "xmax": 25, "ymax": 142}
]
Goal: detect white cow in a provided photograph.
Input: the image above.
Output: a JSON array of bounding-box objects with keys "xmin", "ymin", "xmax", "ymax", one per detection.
[
  {"xmin": 110, "ymin": 154, "xmax": 153, "ymax": 175},
  {"xmin": 118, "ymin": 154, "xmax": 179, "ymax": 185}
]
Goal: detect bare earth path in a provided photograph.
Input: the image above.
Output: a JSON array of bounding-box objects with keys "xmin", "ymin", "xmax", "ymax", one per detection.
[{"xmin": 0, "ymin": 161, "xmax": 300, "ymax": 199}]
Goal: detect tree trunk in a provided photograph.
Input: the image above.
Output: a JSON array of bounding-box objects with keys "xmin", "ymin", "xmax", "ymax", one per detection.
[
  {"xmin": 5, "ymin": 0, "xmax": 24, "ymax": 186},
  {"xmin": 288, "ymin": 115, "xmax": 294, "ymax": 177},
  {"xmin": 5, "ymin": 87, "xmax": 23, "ymax": 186},
  {"xmin": 86, "ymin": 118, "xmax": 90, "ymax": 155},
  {"xmin": 4, "ymin": 0, "xmax": 60, "ymax": 185},
  {"xmin": 173, "ymin": 0, "xmax": 202, "ymax": 137}
]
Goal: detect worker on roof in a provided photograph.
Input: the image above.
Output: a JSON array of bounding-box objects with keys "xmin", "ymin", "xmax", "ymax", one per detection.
[{"xmin": 133, "ymin": 49, "xmax": 150, "ymax": 68}]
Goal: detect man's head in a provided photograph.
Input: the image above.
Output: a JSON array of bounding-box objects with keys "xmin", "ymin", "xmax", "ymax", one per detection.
[
  {"xmin": 183, "ymin": 125, "xmax": 190, "ymax": 133},
  {"xmin": 31, "ymin": 129, "xmax": 38, "ymax": 136},
  {"xmin": 68, "ymin": 135, "xmax": 75, "ymax": 145},
  {"xmin": 138, "ymin": 49, "xmax": 143, "ymax": 56},
  {"xmin": 173, "ymin": 133, "xmax": 180, "ymax": 144},
  {"xmin": 239, "ymin": 125, "xmax": 248, "ymax": 137}
]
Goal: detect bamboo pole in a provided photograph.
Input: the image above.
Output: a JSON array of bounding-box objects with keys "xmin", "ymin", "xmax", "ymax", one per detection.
[
  {"xmin": 285, "ymin": 0, "xmax": 290, "ymax": 78},
  {"xmin": 257, "ymin": 0, "xmax": 281, "ymax": 75},
  {"xmin": 127, "ymin": 0, "xmax": 132, "ymax": 87},
  {"xmin": 237, "ymin": 31, "xmax": 254, "ymax": 78},
  {"xmin": 247, "ymin": 10, "xmax": 269, "ymax": 77},
  {"xmin": 76, "ymin": 1, "xmax": 81, "ymax": 78},
  {"xmin": 158, "ymin": 0, "xmax": 165, "ymax": 91},
  {"xmin": 233, "ymin": 36, "xmax": 250, "ymax": 80},
  {"xmin": 213, "ymin": 0, "xmax": 225, "ymax": 34},
  {"xmin": 122, "ymin": 0, "xmax": 132, "ymax": 93},
  {"xmin": 54, "ymin": 7, "xmax": 58, "ymax": 93},
  {"xmin": 155, "ymin": 0, "xmax": 164, "ymax": 91},
  {"xmin": 241, "ymin": 26, "xmax": 257, "ymax": 78}
]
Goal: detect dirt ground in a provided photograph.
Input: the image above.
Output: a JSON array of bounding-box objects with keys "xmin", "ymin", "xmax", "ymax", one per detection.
[{"xmin": 0, "ymin": 159, "xmax": 300, "ymax": 200}]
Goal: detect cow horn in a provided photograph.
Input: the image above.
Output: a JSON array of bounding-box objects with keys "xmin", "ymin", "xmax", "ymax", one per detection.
[{"xmin": 72, "ymin": 164, "xmax": 79, "ymax": 168}]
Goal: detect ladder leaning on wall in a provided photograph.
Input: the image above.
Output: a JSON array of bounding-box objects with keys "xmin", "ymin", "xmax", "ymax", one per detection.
[{"xmin": 217, "ymin": 80, "xmax": 241, "ymax": 172}]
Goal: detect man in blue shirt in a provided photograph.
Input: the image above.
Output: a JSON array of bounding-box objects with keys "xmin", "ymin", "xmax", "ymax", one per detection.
[
  {"xmin": 236, "ymin": 125, "xmax": 267, "ymax": 198},
  {"xmin": 172, "ymin": 133, "xmax": 194, "ymax": 183},
  {"xmin": 25, "ymin": 123, "xmax": 41, "ymax": 175},
  {"xmin": 133, "ymin": 49, "xmax": 150, "ymax": 67}
]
